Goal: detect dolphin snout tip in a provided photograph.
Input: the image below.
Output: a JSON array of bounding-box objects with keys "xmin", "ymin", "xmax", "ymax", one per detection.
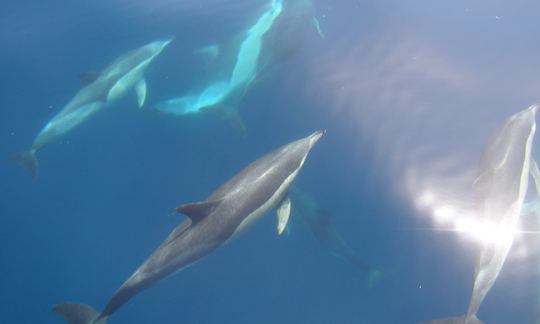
[{"xmin": 309, "ymin": 129, "xmax": 325, "ymax": 146}]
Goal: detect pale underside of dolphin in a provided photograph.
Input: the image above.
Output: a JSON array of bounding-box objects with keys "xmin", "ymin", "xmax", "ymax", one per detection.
[
  {"xmin": 420, "ymin": 104, "xmax": 538, "ymax": 324},
  {"xmin": 53, "ymin": 130, "xmax": 324, "ymax": 324},
  {"xmin": 288, "ymin": 186, "xmax": 383, "ymax": 287},
  {"xmin": 11, "ymin": 38, "xmax": 172, "ymax": 178},
  {"xmin": 152, "ymin": 0, "xmax": 285, "ymax": 130}
]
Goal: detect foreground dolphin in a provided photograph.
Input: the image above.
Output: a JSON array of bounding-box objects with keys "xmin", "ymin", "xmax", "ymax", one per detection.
[
  {"xmin": 288, "ymin": 187, "xmax": 382, "ymax": 287},
  {"xmin": 53, "ymin": 130, "xmax": 325, "ymax": 323},
  {"xmin": 12, "ymin": 39, "xmax": 172, "ymax": 177},
  {"xmin": 421, "ymin": 104, "xmax": 538, "ymax": 324}
]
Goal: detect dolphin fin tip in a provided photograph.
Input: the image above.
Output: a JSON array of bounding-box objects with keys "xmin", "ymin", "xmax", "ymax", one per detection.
[{"xmin": 11, "ymin": 150, "xmax": 38, "ymax": 178}]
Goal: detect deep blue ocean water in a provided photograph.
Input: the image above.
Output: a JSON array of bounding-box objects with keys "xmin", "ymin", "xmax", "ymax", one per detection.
[{"xmin": 2, "ymin": 1, "xmax": 540, "ymax": 323}]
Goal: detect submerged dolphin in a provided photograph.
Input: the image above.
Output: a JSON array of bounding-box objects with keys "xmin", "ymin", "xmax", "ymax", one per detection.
[
  {"xmin": 288, "ymin": 187, "xmax": 382, "ymax": 287},
  {"xmin": 154, "ymin": 0, "xmax": 283, "ymax": 117},
  {"xmin": 53, "ymin": 130, "xmax": 325, "ymax": 323},
  {"xmin": 12, "ymin": 39, "xmax": 172, "ymax": 177},
  {"xmin": 422, "ymin": 104, "xmax": 538, "ymax": 324}
]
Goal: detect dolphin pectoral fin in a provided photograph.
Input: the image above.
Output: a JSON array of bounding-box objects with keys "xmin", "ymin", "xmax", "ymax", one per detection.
[
  {"xmin": 11, "ymin": 149, "xmax": 38, "ymax": 178},
  {"xmin": 52, "ymin": 303, "xmax": 106, "ymax": 324},
  {"xmin": 276, "ymin": 194, "xmax": 292, "ymax": 235},
  {"xmin": 79, "ymin": 72, "xmax": 100, "ymax": 86},
  {"xmin": 176, "ymin": 199, "xmax": 222, "ymax": 223},
  {"xmin": 135, "ymin": 79, "xmax": 147, "ymax": 108},
  {"xmin": 312, "ymin": 16, "xmax": 326, "ymax": 39}
]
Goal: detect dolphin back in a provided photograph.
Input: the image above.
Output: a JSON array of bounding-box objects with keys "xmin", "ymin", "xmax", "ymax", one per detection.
[{"xmin": 52, "ymin": 303, "xmax": 106, "ymax": 324}]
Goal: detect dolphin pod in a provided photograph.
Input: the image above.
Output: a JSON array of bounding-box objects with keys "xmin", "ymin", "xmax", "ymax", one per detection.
[
  {"xmin": 420, "ymin": 104, "xmax": 538, "ymax": 324},
  {"xmin": 12, "ymin": 39, "xmax": 172, "ymax": 178},
  {"xmin": 53, "ymin": 130, "xmax": 324, "ymax": 323},
  {"xmin": 288, "ymin": 186, "xmax": 383, "ymax": 287}
]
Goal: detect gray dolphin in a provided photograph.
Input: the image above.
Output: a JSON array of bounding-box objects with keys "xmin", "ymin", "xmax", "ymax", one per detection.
[
  {"xmin": 288, "ymin": 186, "xmax": 382, "ymax": 287},
  {"xmin": 53, "ymin": 130, "xmax": 325, "ymax": 323},
  {"xmin": 421, "ymin": 104, "xmax": 538, "ymax": 324},
  {"xmin": 12, "ymin": 38, "xmax": 172, "ymax": 177}
]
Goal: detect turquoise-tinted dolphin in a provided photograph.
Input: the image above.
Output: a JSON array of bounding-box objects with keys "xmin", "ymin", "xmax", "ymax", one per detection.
[
  {"xmin": 53, "ymin": 130, "xmax": 324, "ymax": 323},
  {"xmin": 12, "ymin": 39, "xmax": 172, "ymax": 177},
  {"xmin": 289, "ymin": 186, "xmax": 382, "ymax": 287},
  {"xmin": 421, "ymin": 104, "xmax": 538, "ymax": 324},
  {"xmin": 153, "ymin": 0, "xmax": 285, "ymax": 127}
]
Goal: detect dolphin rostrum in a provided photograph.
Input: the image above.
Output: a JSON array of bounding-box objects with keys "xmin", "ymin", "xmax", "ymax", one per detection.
[
  {"xmin": 288, "ymin": 186, "xmax": 382, "ymax": 287},
  {"xmin": 421, "ymin": 104, "xmax": 538, "ymax": 324},
  {"xmin": 53, "ymin": 130, "xmax": 325, "ymax": 323},
  {"xmin": 12, "ymin": 39, "xmax": 172, "ymax": 177}
]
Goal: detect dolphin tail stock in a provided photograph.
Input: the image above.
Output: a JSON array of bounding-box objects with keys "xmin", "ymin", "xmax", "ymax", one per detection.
[
  {"xmin": 10, "ymin": 149, "xmax": 38, "ymax": 178},
  {"xmin": 420, "ymin": 314, "xmax": 485, "ymax": 324},
  {"xmin": 52, "ymin": 303, "xmax": 107, "ymax": 324}
]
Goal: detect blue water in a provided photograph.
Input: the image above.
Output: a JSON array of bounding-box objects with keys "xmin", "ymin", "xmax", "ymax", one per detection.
[{"xmin": 2, "ymin": 0, "xmax": 540, "ymax": 323}]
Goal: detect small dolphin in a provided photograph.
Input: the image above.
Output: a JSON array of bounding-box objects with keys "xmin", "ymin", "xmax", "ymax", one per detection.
[
  {"xmin": 288, "ymin": 186, "xmax": 382, "ymax": 287},
  {"xmin": 53, "ymin": 130, "xmax": 325, "ymax": 323},
  {"xmin": 12, "ymin": 38, "xmax": 172, "ymax": 177},
  {"xmin": 421, "ymin": 104, "xmax": 538, "ymax": 324}
]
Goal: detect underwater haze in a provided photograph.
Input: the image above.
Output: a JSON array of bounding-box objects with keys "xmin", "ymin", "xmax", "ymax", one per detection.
[{"xmin": 2, "ymin": 0, "xmax": 540, "ymax": 323}]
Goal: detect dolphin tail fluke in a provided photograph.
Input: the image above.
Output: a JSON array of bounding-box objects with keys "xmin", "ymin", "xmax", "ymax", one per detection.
[
  {"xmin": 204, "ymin": 105, "xmax": 247, "ymax": 134},
  {"xmin": 52, "ymin": 303, "xmax": 107, "ymax": 324},
  {"xmin": 420, "ymin": 315, "xmax": 484, "ymax": 324},
  {"xmin": 11, "ymin": 149, "xmax": 38, "ymax": 178}
]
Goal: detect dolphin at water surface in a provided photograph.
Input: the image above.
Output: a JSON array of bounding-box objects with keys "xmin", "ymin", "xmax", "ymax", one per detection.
[
  {"xmin": 53, "ymin": 130, "xmax": 325, "ymax": 323},
  {"xmin": 12, "ymin": 38, "xmax": 172, "ymax": 178},
  {"xmin": 421, "ymin": 104, "xmax": 538, "ymax": 324}
]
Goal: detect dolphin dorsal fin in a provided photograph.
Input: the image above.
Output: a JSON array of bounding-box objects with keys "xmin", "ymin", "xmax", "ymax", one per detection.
[
  {"xmin": 176, "ymin": 200, "xmax": 221, "ymax": 223},
  {"xmin": 79, "ymin": 72, "xmax": 100, "ymax": 86}
]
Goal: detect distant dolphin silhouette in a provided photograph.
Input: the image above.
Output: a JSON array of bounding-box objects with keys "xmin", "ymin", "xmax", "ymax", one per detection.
[
  {"xmin": 289, "ymin": 186, "xmax": 382, "ymax": 287},
  {"xmin": 12, "ymin": 39, "xmax": 172, "ymax": 177},
  {"xmin": 421, "ymin": 104, "xmax": 538, "ymax": 324},
  {"xmin": 53, "ymin": 130, "xmax": 325, "ymax": 323}
]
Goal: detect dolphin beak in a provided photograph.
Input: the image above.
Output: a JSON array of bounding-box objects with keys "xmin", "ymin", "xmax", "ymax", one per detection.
[
  {"xmin": 530, "ymin": 103, "xmax": 539, "ymax": 115},
  {"xmin": 308, "ymin": 129, "xmax": 325, "ymax": 148}
]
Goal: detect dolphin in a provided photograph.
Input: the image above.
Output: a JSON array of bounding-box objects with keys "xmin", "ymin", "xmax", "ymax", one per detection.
[
  {"xmin": 288, "ymin": 186, "xmax": 382, "ymax": 287},
  {"xmin": 11, "ymin": 38, "xmax": 172, "ymax": 177},
  {"xmin": 53, "ymin": 130, "xmax": 325, "ymax": 323},
  {"xmin": 152, "ymin": 0, "xmax": 285, "ymax": 128},
  {"xmin": 421, "ymin": 104, "xmax": 538, "ymax": 324}
]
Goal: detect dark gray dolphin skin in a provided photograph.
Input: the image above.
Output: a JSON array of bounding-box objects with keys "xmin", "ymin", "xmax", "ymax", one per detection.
[
  {"xmin": 53, "ymin": 130, "xmax": 325, "ymax": 324},
  {"xmin": 289, "ymin": 186, "xmax": 382, "ymax": 287}
]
